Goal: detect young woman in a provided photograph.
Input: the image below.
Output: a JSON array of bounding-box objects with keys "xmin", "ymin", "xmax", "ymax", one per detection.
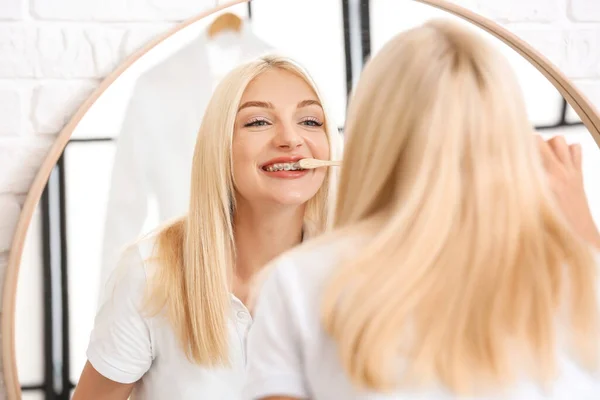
[
  {"xmin": 244, "ymin": 20, "xmax": 600, "ymax": 399},
  {"xmin": 71, "ymin": 55, "xmax": 342, "ymax": 400}
]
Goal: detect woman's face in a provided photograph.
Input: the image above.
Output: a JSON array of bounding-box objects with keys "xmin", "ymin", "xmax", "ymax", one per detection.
[{"xmin": 232, "ymin": 68, "xmax": 330, "ymax": 207}]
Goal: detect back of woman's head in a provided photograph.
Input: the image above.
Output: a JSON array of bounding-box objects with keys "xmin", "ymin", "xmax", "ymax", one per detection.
[{"xmin": 322, "ymin": 19, "xmax": 599, "ymax": 395}]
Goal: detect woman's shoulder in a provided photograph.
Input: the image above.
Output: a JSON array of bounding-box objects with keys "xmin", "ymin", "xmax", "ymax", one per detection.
[
  {"xmin": 266, "ymin": 231, "xmax": 366, "ymax": 295},
  {"xmin": 291, "ymin": 228, "xmax": 365, "ymax": 261},
  {"xmin": 248, "ymin": 232, "xmax": 367, "ymax": 340},
  {"xmin": 134, "ymin": 234, "xmax": 160, "ymax": 267},
  {"xmin": 102, "ymin": 235, "xmax": 160, "ymax": 297}
]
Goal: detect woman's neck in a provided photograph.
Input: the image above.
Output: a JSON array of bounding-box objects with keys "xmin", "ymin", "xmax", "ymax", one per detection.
[{"xmin": 233, "ymin": 201, "xmax": 305, "ymax": 282}]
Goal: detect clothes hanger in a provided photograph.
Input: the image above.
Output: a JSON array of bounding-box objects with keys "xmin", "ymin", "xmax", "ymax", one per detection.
[{"xmin": 207, "ymin": 12, "xmax": 243, "ymax": 38}]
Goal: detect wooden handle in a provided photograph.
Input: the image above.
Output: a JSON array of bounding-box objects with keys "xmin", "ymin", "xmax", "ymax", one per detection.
[{"xmin": 298, "ymin": 158, "xmax": 342, "ymax": 169}]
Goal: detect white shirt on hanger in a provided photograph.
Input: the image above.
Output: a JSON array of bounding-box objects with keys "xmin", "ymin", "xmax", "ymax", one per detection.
[
  {"xmin": 244, "ymin": 235, "xmax": 600, "ymax": 400},
  {"xmin": 98, "ymin": 23, "xmax": 273, "ymax": 308}
]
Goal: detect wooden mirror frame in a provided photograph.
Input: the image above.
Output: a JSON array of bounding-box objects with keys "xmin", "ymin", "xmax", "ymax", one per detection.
[{"xmin": 3, "ymin": 0, "xmax": 600, "ymax": 398}]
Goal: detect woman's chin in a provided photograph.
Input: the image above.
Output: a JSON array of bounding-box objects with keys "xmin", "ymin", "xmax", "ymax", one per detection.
[{"xmin": 263, "ymin": 190, "xmax": 318, "ymax": 207}]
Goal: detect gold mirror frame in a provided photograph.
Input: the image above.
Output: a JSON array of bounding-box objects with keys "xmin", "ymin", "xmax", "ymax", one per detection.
[{"xmin": 3, "ymin": 0, "xmax": 600, "ymax": 398}]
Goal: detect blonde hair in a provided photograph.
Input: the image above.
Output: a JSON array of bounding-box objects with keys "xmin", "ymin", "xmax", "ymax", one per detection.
[
  {"xmin": 321, "ymin": 19, "xmax": 599, "ymax": 395},
  {"xmin": 144, "ymin": 55, "xmax": 341, "ymax": 366}
]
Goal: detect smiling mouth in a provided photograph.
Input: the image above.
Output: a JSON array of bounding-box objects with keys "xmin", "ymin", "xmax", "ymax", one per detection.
[{"xmin": 262, "ymin": 162, "xmax": 306, "ymax": 172}]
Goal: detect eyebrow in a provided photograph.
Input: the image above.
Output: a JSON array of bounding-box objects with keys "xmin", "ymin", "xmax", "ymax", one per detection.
[
  {"xmin": 298, "ymin": 99, "xmax": 323, "ymax": 109},
  {"xmin": 238, "ymin": 101, "xmax": 274, "ymax": 111},
  {"xmin": 237, "ymin": 99, "xmax": 323, "ymax": 111}
]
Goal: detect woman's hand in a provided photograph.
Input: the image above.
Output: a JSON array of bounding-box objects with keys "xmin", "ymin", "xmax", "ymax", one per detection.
[{"xmin": 536, "ymin": 135, "xmax": 600, "ymax": 249}]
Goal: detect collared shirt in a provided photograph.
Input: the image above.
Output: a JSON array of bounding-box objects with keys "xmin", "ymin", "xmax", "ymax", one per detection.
[
  {"xmin": 244, "ymin": 234, "xmax": 600, "ymax": 400},
  {"xmin": 87, "ymin": 237, "xmax": 252, "ymax": 400}
]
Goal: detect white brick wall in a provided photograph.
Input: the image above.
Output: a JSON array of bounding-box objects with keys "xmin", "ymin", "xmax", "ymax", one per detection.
[
  {"xmin": 0, "ymin": 0, "xmax": 23, "ymax": 20},
  {"xmin": 469, "ymin": 0, "xmax": 563, "ymax": 23},
  {"xmin": 0, "ymin": 0, "xmax": 600, "ymax": 393},
  {"xmin": 570, "ymin": 0, "xmax": 600, "ymax": 21},
  {"xmin": 31, "ymin": 0, "xmax": 215, "ymax": 21},
  {"xmin": 32, "ymin": 81, "xmax": 98, "ymax": 134}
]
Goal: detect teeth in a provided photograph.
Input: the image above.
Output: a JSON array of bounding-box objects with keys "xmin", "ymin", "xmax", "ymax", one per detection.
[{"xmin": 264, "ymin": 162, "xmax": 304, "ymax": 172}]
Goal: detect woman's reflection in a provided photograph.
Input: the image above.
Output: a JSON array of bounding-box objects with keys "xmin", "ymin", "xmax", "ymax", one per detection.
[{"xmin": 71, "ymin": 55, "xmax": 342, "ymax": 400}]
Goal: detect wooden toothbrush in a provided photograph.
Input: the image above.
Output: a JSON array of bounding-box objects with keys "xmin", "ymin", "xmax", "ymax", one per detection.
[{"xmin": 294, "ymin": 158, "xmax": 342, "ymax": 169}]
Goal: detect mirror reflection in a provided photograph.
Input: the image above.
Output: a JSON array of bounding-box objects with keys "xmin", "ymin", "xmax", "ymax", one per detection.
[{"xmin": 13, "ymin": 0, "xmax": 600, "ymax": 399}]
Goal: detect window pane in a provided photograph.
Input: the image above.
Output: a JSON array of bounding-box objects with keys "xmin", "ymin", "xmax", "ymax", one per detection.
[
  {"xmin": 15, "ymin": 205, "xmax": 44, "ymax": 386},
  {"xmin": 64, "ymin": 142, "xmax": 115, "ymax": 383},
  {"xmin": 22, "ymin": 391, "xmax": 45, "ymax": 400},
  {"xmin": 369, "ymin": 0, "xmax": 563, "ymax": 127},
  {"xmin": 251, "ymin": 0, "xmax": 348, "ymax": 126},
  {"xmin": 566, "ymin": 103, "xmax": 583, "ymax": 123},
  {"xmin": 63, "ymin": 141, "xmax": 158, "ymax": 383}
]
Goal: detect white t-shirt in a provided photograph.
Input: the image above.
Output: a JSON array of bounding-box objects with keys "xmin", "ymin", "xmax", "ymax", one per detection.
[
  {"xmin": 87, "ymin": 237, "xmax": 252, "ymax": 399},
  {"xmin": 243, "ymin": 235, "xmax": 600, "ymax": 400}
]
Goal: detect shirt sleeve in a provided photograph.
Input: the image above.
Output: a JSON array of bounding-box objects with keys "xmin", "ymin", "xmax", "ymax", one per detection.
[
  {"xmin": 86, "ymin": 244, "xmax": 154, "ymax": 384},
  {"xmin": 243, "ymin": 257, "xmax": 309, "ymax": 400}
]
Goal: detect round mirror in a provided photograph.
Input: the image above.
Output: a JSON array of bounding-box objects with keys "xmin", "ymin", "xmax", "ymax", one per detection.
[{"xmin": 6, "ymin": 0, "xmax": 600, "ymax": 399}]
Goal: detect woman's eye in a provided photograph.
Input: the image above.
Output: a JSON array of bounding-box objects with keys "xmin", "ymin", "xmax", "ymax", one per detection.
[
  {"xmin": 301, "ymin": 118, "xmax": 324, "ymax": 127},
  {"xmin": 245, "ymin": 119, "xmax": 271, "ymax": 127}
]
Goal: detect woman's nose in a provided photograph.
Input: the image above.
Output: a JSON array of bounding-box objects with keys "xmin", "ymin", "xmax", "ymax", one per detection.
[{"xmin": 274, "ymin": 124, "xmax": 303, "ymax": 149}]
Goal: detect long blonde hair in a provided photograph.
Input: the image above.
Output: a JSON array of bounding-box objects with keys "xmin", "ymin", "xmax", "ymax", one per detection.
[
  {"xmin": 321, "ymin": 19, "xmax": 599, "ymax": 395},
  {"xmin": 145, "ymin": 55, "xmax": 341, "ymax": 366}
]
